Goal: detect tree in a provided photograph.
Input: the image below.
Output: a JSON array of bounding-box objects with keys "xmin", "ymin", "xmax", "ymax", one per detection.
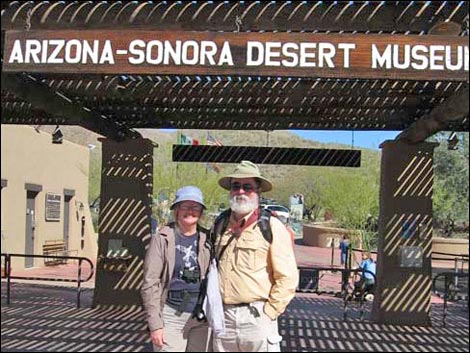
[
  {"xmin": 431, "ymin": 132, "xmax": 469, "ymax": 236},
  {"xmin": 321, "ymin": 170, "xmax": 380, "ymax": 249}
]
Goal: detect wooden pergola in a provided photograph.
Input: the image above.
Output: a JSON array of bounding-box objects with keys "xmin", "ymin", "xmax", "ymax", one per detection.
[
  {"xmin": 1, "ymin": 1, "xmax": 469, "ymax": 326},
  {"xmin": 1, "ymin": 1, "xmax": 468, "ymax": 141}
]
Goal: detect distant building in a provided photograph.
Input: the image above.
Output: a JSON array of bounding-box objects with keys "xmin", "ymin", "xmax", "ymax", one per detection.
[{"xmin": 1, "ymin": 125, "xmax": 97, "ymax": 270}]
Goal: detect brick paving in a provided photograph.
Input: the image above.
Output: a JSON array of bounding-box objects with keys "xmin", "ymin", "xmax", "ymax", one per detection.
[{"xmin": 1, "ymin": 241, "xmax": 468, "ymax": 352}]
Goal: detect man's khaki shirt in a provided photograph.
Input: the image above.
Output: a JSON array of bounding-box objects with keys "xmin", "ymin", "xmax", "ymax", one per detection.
[{"xmin": 216, "ymin": 211, "xmax": 299, "ymax": 320}]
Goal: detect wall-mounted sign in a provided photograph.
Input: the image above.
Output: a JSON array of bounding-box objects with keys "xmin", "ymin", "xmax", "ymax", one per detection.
[
  {"xmin": 399, "ymin": 246, "xmax": 423, "ymax": 268},
  {"xmin": 3, "ymin": 30, "xmax": 468, "ymax": 81},
  {"xmin": 45, "ymin": 192, "xmax": 61, "ymax": 221}
]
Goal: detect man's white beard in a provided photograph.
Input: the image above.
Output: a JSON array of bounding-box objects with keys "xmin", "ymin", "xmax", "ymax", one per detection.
[{"xmin": 230, "ymin": 194, "xmax": 259, "ymax": 214}]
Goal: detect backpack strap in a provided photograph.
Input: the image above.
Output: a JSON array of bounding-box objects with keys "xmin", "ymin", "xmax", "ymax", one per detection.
[
  {"xmin": 258, "ymin": 208, "xmax": 273, "ymax": 243},
  {"xmin": 212, "ymin": 209, "xmax": 231, "ymax": 244},
  {"xmin": 212, "ymin": 208, "xmax": 274, "ymax": 252},
  {"xmin": 197, "ymin": 224, "xmax": 211, "ymax": 251},
  {"xmin": 211, "ymin": 209, "xmax": 232, "ymax": 262}
]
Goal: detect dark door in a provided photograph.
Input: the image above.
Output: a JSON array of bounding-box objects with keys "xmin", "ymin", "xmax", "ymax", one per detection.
[
  {"xmin": 63, "ymin": 195, "xmax": 72, "ymax": 250},
  {"xmin": 25, "ymin": 191, "xmax": 36, "ymax": 268}
]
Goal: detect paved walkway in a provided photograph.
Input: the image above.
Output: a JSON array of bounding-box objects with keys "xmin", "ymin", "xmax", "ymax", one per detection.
[
  {"xmin": 1, "ymin": 283, "xmax": 468, "ymax": 352},
  {"xmin": 1, "ymin": 242, "xmax": 468, "ymax": 351}
]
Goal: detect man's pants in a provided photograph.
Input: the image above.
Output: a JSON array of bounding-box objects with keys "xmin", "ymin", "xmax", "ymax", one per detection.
[
  {"xmin": 340, "ymin": 253, "xmax": 347, "ymax": 265},
  {"xmin": 213, "ymin": 301, "xmax": 282, "ymax": 352},
  {"xmin": 153, "ymin": 304, "xmax": 210, "ymax": 352}
]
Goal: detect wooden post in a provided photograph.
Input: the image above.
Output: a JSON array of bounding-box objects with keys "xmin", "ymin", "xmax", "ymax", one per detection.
[
  {"xmin": 92, "ymin": 138, "xmax": 154, "ymax": 307},
  {"xmin": 372, "ymin": 140, "xmax": 438, "ymax": 325}
]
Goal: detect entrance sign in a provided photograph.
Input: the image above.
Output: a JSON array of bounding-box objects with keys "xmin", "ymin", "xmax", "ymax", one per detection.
[
  {"xmin": 3, "ymin": 31, "xmax": 468, "ymax": 81},
  {"xmin": 172, "ymin": 145, "xmax": 361, "ymax": 167}
]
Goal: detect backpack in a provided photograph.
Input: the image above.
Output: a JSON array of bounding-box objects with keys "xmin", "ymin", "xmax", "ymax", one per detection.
[{"xmin": 212, "ymin": 207, "xmax": 294, "ymax": 246}]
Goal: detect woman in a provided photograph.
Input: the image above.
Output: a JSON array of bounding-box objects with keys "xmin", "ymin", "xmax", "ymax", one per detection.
[{"xmin": 141, "ymin": 186, "xmax": 211, "ymax": 352}]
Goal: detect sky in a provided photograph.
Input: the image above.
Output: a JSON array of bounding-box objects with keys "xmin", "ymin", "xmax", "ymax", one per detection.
[
  {"xmin": 291, "ymin": 130, "xmax": 401, "ymax": 150},
  {"xmin": 160, "ymin": 129, "xmax": 401, "ymax": 150}
]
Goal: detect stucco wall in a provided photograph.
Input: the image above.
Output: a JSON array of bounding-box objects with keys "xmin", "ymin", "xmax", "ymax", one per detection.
[
  {"xmin": 302, "ymin": 222, "xmax": 362, "ymax": 248},
  {"xmin": 432, "ymin": 237, "xmax": 469, "ymax": 256},
  {"xmin": 1, "ymin": 125, "xmax": 97, "ymax": 270}
]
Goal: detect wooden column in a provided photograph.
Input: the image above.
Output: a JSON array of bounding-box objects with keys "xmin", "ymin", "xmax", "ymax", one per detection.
[
  {"xmin": 92, "ymin": 138, "xmax": 154, "ymax": 307},
  {"xmin": 372, "ymin": 140, "xmax": 438, "ymax": 326}
]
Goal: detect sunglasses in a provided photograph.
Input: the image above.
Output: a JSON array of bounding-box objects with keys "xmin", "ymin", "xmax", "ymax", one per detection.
[
  {"xmin": 230, "ymin": 183, "xmax": 257, "ymax": 193},
  {"xmin": 179, "ymin": 205, "xmax": 203, "ymax": 212}
]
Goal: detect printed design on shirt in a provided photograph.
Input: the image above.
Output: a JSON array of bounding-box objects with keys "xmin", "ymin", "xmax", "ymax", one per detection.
[{"xmin": 176, "ymin": 243, "xmax": 198, "ymax": 272}]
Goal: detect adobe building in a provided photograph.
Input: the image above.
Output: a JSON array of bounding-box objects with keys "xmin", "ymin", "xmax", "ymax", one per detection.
[{"xmin": 1, "ymin": 125, "xmax": 97, "ymax": 270}]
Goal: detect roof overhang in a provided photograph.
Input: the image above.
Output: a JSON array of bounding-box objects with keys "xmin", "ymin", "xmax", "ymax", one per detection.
[{"xmin": 1, "ymin": 1, "xmax": 468, "ymax": 141}]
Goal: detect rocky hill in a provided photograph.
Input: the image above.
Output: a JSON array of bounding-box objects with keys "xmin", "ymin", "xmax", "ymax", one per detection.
[{"xmin": 36, "ymin": 125, "xmax": 381, "ymax": 205}]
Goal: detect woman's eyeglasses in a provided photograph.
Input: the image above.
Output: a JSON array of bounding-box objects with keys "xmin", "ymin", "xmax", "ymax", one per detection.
[
  {"xmin": 230, "ymin": 183, "xmax": 257, "ymax": 193},
  {"xmin": 179, "ymin": 205, "xmax": 203, "ymax": 212}
]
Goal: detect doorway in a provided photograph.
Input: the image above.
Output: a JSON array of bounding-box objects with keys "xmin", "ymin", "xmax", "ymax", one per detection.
[{"xmin": 24, "ymin": 183, "xmax": 42, "ymax": 268}]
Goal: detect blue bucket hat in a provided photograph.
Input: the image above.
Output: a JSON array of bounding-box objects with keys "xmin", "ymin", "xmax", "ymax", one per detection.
[{"xmin": 170, "ymin": 186, "xmax": 206, "ymax": 210}]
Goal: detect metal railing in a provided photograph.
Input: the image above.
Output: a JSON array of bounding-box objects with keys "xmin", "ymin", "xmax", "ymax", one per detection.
[
  {"xmin": 297, "ymin": 266, "xmax": 376, "ymax": 321},
  {"xmin": 432, "ymin": 251, "xmax": 468, "ymax": 285},
  {"xmin": 432, "ymin": 270, "xmax": 469, "ymax": 327},
  {"xmin": 1, "ymin": 253, "xmax": 94, "ymax": 308}
]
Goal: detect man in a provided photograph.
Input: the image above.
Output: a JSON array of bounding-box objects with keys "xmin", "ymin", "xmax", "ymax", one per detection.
[
  {"xmin": 339, "ymin": 235, "xmax": 350, "ymax": 267},
  {"xmin": 212, "ymin": 160, "xmax": 298, "ymax": 352}
]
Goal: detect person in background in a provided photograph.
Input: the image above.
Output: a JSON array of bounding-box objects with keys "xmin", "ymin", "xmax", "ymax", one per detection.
[
  {"xmin": 141, "ymin": 186, "xmax": 211, "ymax": 352},
  {"xmin": 354, "ymin": 251, "xmax": 376, "ymax": 300},
  {"xmin": 151, "ymin": 216, "xmax": 159, "ymax": 234},
  {"xmin": 339, "ymin": 235, "xmax": 350, "ymax": 267},
  {"xmin": 212, "ymin": 161, "xmax": 299, "ymax": 352}
]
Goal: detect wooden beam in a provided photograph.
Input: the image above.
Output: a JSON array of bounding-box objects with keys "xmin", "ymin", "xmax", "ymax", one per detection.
[
  {"xmin": 1, "ymin": 73, "xmax": 140, "ymax": 141},
  {"xmin": 396, "ymin": 87, "xmax": 469, "ymax": 144}
]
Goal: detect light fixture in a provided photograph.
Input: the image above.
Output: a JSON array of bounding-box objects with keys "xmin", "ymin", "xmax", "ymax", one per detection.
[
  {"xmin": 52, "ymin": 125, "xmax": 63, "ymax": 144},
  {"xmin": 76, "ymin": 200, "xmax": 84, "ymax": 211},
  {"xmin": 447, "ymin": 132, "xmax": 459, "ymax": 150}
]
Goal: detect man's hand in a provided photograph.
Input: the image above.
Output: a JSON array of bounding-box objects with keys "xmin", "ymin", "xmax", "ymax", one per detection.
[{"xmin": 150, "ymin": 328, "xmax": 166, "ymax": 348}]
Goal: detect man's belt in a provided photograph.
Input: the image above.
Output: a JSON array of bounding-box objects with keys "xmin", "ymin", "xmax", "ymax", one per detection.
[{"xmin": 223, "ymin": 301, "xmax": 265, "ymax": 317}]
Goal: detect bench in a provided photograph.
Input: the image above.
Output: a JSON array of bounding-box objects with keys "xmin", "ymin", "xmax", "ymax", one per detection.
[{"xmin": 43, "ymin": 240, "xmax": 67, "ymax": 266}]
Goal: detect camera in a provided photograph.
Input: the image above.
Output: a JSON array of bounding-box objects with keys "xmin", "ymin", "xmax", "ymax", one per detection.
[{"xmin": 181, "ymin": 267, "xmax": 200, "ymax": 284}]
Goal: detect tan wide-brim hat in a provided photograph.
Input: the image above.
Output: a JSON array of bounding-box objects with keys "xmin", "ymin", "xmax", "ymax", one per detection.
[{"xmin": 218, "ymin": 160, "xmax": 272, "ymax": 192}]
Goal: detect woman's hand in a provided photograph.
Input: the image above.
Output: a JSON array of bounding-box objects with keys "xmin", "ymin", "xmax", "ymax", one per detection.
[{"xmin": 150, "ymin": 328, "xmax": 166, "ymax": 348}]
